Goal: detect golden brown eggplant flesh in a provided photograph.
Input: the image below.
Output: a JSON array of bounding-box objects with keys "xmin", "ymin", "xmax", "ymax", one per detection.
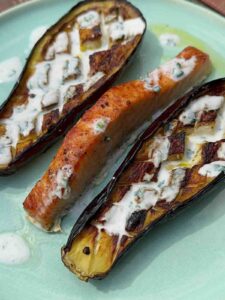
[
  {"xmin": 0, "ymin": 0, "xmax": 146, "ymax": 175},
  {"xmin": 62, "ymin": 78, "xmax": 225, "ymax": 281}
]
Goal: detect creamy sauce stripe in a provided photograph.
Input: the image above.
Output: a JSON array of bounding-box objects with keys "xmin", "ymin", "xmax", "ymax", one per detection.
[
  {"xmin": 144, "ymin": 56, "xmax": 196, "ymax": 92},
  {"xmin": 96, "ymin": 168, "xmax": 185, "ymax": 238},
  {"xmin": 51, "ymin": 165, "xmax": 74, "ymax": 200}
]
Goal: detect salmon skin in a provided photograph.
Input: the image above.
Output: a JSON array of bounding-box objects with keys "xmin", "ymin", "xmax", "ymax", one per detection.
[{"xmin": 23, "ymin": 46, "xmax": 211, "ymax": 232}]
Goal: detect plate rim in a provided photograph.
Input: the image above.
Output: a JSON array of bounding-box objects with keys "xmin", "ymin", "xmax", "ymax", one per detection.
[{"xmin": 0, "ymin": 0, "xmax": 225, "ymax": 26}]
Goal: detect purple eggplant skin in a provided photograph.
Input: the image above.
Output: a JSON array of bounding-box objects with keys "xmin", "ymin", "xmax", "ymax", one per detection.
[
  {"xmin": 0, "ymin": 0, "xmax": 146, "ymax": 175},
  {"xmin": 62, "ymin": 78, "xmax": 225, "ymax": 279}
]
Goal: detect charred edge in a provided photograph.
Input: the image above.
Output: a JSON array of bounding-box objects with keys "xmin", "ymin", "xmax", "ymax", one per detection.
[
  {"xmin": 120, "ymin": 161, "xmax": 154, "ymax": 184},
  {"xmin": 202, "ymin": 142, "xmax": 220, "ymax": 164},
  {"xmin": 181, "ymin": 168, "xmax": 192, "ymax": 188},
  {"xmin": 169, "ymin": 131, "xmax": 185, "ymax": 156},
  {"xmin": 125, "ymin": 209, "xmax": 147, "ymax": 232},
  {"xmin": 200, "ymin": 110, "xmax": 217, "ymax": 123}
]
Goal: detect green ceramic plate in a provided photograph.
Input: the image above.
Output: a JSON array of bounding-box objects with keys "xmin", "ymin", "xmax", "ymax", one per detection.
[{"xmin": 1, "ymin": 0, "xmax": 225, "ymax": 299}]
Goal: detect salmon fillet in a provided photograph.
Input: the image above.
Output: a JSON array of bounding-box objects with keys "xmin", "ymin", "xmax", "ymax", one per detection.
[{"xmin": 23, "ymin": 46, "xmax": 212, "ymax": 231}]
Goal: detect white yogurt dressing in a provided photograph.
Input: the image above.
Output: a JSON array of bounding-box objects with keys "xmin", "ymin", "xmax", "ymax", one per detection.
[
  {"xmin": 92, "ymin": 117, "xmax": 110, "ymax": 134},
  {"xmin": 0, "ymin": 137, "xmax": 12, "ymax": 165},
  {"xmin": 0, "ymin": 233, "xmax": 30, "ymax": 265},
  {"xmin": 179, "ymin": 95, "xmax": 224, "ymax": 125},
  {"xmin": 162, "ymin": 56, "xmax": 197, "ymax": 81},
  {"xmin": 70, "ymin": 28, "xmax": 81, "ymax": 56},
  {"xmin": 199, "ymin": 161, "xmax": 225, "ymax": 177},
  {"xmin": 51, "ymin": 165, "xmax": 73, "ymax": 200},
  {"xmin": 28, "ymin": 26, "xmax": 48, "ymax": 50},
  {"xmin": 45, "ymin": 32, "xmax": 69, "ymax": 60},
  {"xmin": 144, "ymin": 69, "xmax": 161, "ymax": 92},
  {"xmin": 109, "ymin": 17, "xmax": 145, "ymax": 41},
  {"xmin": 148, "ymin": 136, "xmax": 170, "ymax": 167},
  {"xmin": 1, "ymin": 91, "xmax": 44, "ymax": 150},
  {"xmin": 0, "ymin": 57, "xmax": 22, "ymax": 83},
  {"xmin": 96, "ymin": 168, "xmax": 185, "ymax": 238},
  {"xmin": 143, "ymin": 173, "xmax": 154, "ymax": 182},
  {"xmin": 144, "ymin": 56, "xmax": 196, "ymax": 91},
  {"xmin": 159, "ymin": 33, "xmax": 180, "ymax": 47},
  {"xmin": 77, "ymin": 10, "xmax": 101, "ymax": 29}
]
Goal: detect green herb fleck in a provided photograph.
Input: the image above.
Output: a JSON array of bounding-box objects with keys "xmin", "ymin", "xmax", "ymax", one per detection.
[
  {"xmin": 173, "ymin": 61, "xmax": 185, "ymax": 78},
  {"xmin": 176, "ymin": 62, "xmax": 182, "ymax": 69},
  {"xmin": 153, "ymin": 85, "xmax": 161, "ymax": 93},
  {"xmin": 158, "ymin": 180, "xmax": 165, "ymax": 188},
  {"xmin": 97, "ymin": 121, "xmax": 105, "ymax": 130},
  {"xmin": 174, "ymin": 69, "xmax": 184, "ymax": 78},
  {"xmin": 135, "ymin": 188, "xmax": 145, "ymax": 199}
]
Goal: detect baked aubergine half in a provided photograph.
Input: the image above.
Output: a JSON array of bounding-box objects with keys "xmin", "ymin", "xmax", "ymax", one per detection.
[
  {"xmin": 23, "ymin": 47, "xmax": 211, "ymax": 232},
  {"xmin": 62, "ymin": 78, "xmax": 225, "ymax": 281},
  {"xmin": 0, "ymin": 0, "xmax": 146, "ymax": 175}
]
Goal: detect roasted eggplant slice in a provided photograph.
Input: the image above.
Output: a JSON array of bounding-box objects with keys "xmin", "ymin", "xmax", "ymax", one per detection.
[
  {"xmin": 62, "ymin": 78, "xmax": 225, "ymax": 281},
  {"xmin": 23, "ymin": 47, "xmax": 211, "ymax": 232},
  {"xmin": 0, "ymin": 0, "xmax": 146, "ymax": 175}
]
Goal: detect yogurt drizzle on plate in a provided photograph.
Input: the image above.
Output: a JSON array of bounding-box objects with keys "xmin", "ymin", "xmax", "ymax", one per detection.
[
  {"xmin": 0, "ymin": 57, "xmax": 22, "ymax": 84},
  {"xmin": 0, "ymin": 233, "xmax": 30, "ymax": 265},
  {"xmin": 159, "ymin": 33, "xmax": 180, "ymax": 47}
]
